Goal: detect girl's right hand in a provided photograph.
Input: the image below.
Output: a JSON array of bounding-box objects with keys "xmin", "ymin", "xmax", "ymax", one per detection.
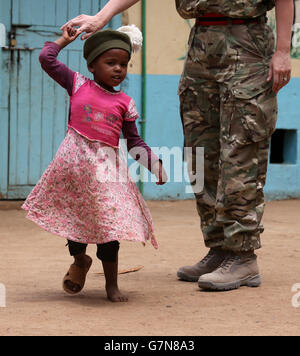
[
  {"xmin": 63, "ymin": 25, "xmax": 81, "ymax": 42},
  {"xmin": 55, "ymin": 26, "xmax": 80, "ymax": 48},
  {"xmin": 61, "ymin": 14, "xmax": 105, "ymax": 40}
]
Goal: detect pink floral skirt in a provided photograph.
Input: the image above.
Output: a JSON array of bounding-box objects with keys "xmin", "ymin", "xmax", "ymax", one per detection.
[{"xmin": 22, "ymin": 128, "xmax": 157, "ymax": 248}]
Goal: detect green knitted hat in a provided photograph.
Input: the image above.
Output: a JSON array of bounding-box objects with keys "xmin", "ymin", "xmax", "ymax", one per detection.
[{"xmin": 84, "ymin": 29, "xmax": 132, "ymax": 66}]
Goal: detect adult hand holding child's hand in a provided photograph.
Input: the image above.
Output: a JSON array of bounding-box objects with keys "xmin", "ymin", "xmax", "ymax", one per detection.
[
  {"xmin": 55, "ymin": 26, "xmax": 81, "ymax": 48},
  {"xmin": 61, "ymin": 14, "xmax": 104, "ymax": 40}
]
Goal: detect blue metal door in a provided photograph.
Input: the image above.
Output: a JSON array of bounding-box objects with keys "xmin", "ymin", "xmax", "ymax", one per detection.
[{"xmin": 0, "ymin": 0, "xmax": 120, "ymax": 199}]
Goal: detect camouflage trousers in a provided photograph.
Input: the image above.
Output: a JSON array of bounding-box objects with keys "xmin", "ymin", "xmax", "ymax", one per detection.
[{"xmin": 179, "ymin": 20, "xmax": 278, "ymax": 252}]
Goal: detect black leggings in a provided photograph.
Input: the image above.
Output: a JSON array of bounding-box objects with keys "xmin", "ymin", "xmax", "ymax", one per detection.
[{"xmin": 67, "ymin": 240, "xmax": 120, "ymax": 262}]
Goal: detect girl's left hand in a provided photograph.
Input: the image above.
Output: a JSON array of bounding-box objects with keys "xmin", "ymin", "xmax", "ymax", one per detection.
[{"xmin": 153, "ymin": 161, "xmax": 168, "ymax": 185}]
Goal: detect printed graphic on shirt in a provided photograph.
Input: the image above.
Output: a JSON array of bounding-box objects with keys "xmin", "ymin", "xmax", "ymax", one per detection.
[
  {"xmin": 83, "ymin": 104, "xmax": 120, "ymax": 127},
  {"xmin": 90, "ymin": 125, "xmax": 114, "ymax": 136},
  {"xmin": 94, "ymin": 111, "xmax": 105, "ymax": 122},
  {"xmin": 84, "ymin": 104, "xmax": 93, "ymax": 122},
  {"xmin": 105, "ymin": 114, "xmax": 119, "ymax": 126},
  {"xmin": 84, "ymin": 104, "xmax": 93, "ymax": 114}
]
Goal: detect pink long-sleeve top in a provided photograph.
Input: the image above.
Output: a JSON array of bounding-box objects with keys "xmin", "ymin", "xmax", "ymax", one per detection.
[{"xmin": 39, "ymin": 42, "xmax": 158, "ymax": 172}]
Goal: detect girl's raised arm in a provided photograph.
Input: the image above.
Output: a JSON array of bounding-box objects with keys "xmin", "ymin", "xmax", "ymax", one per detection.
[{"xmin": 39, "ymin": 27, "xmax": 81, "ymax": 96}]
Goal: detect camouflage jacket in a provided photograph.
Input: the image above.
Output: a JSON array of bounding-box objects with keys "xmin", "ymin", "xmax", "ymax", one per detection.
[{"xmin": 175, "ymin": 0, "xmax": 275, "ymax": 19}]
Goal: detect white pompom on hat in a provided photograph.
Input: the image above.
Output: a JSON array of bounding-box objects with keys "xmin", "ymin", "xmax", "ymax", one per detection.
[{"xmin": 117, "ymin": 24, "xmax": 143, "ymax": 53}]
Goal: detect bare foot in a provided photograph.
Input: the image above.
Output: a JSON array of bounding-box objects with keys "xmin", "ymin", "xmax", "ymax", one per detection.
[
  {"xmin": 106, "ymin": 285, "xmax": 128, "ymax": 303},
  {"xmin": 102, "ymin": 255, "xmax": 128, "ymax": 302}
]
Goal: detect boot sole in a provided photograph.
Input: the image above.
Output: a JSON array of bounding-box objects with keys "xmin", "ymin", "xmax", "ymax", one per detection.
[
  {"xmin": 177, "ymin": 271, "xmax": 200, "ymax": 282},
  {"xmin": 198, "ymin": 274, "xmax": 262, "ymax": 291}
]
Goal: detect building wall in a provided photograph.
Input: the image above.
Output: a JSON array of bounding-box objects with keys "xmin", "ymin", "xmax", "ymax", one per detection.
[
  {"xmin": 0, "ymin": 0, "xmax": 122, "ymax": 199},
  {"xmin": 264, "ymin": 2, "xmax": 300, "ymax": 199},
  {"xmin": 124, "ymin": 1, "xmax": 193, "ymax": 199},
  {"xmin": 1, "ymin": 0, "xmax": 299, "ymax": 200},
  {"xmin": 0, "ymin": 1, "xmax": 11, "ymax": 199},
  {"xmin": 123, "ymin": 0, "xmax": 300, "ymax": 200}
]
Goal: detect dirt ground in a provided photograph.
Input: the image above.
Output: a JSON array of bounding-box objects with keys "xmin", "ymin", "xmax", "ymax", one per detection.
[{"xmin": 0, "ymin": 199, "xmax": 300, "ymax": 336}]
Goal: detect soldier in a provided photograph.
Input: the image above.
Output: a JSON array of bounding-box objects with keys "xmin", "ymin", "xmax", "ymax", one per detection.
[{"xmin": 62, "ymin": 0, "xmax": 293, "ymax": 291}]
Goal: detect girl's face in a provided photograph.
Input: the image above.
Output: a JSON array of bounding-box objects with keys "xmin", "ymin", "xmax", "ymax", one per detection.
[{"xmin": 88, "ymin": 49, "xmax": 130, "ymax": 92}]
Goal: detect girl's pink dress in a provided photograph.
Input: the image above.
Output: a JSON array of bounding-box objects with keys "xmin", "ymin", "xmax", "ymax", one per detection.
[{"xmin": 22, "ymin": 42, "xmax": 158, "ymax": 249}]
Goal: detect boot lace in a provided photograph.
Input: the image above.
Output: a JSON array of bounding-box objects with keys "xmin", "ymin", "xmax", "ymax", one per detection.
[
  {"xmin": 200, "ymin": 249, "xmax": 217, "ymax": 265},
  {"xmin": 218, "ymin": 255, "xmax": 240, "ymax": 272}
]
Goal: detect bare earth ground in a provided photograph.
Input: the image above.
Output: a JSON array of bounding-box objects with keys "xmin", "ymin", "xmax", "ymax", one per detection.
[{"xmin": 0, "ymin": 199, "xmax": 299, "ymax": 336}]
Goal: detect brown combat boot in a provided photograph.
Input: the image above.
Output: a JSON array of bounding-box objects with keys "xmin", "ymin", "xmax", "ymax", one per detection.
[
  {"xmin": 197, "ymin": 251, "xmax": 261, "ymax": 291},
  {"xmin": 177, "ymin": 248, "xmax": 228, "ymax": 282}
]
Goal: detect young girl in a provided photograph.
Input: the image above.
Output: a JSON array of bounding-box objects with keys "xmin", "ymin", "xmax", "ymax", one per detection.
[{"xmin": 22, "ymin": 25, "xmax": 167, "ymax": 303}]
